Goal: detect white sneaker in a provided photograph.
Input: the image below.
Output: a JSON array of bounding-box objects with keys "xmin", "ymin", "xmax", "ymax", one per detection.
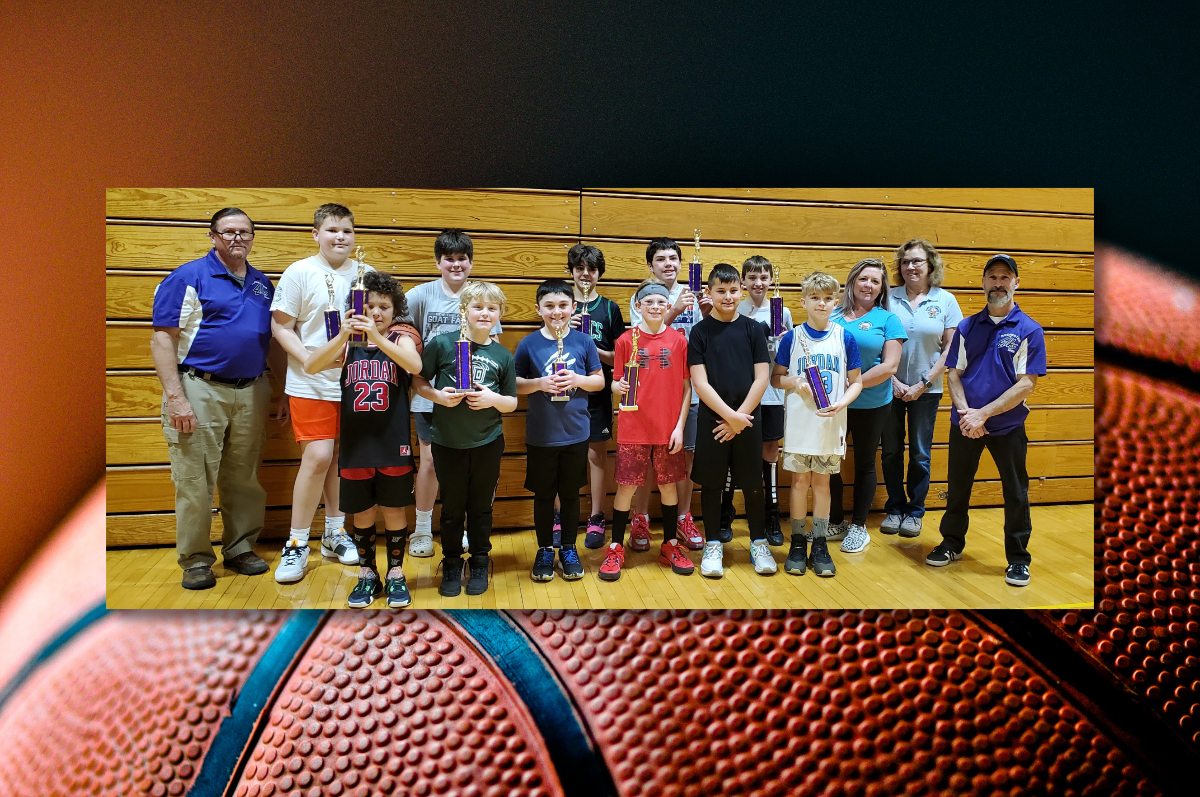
[
  {"xmin": 840, "ymin": 524, "xmax": 870, "ymax": 553},
  {"xmin": 750, "ymin": 539, "xmax": 777, "ymax": 575},
  {"xmin": 321, "ymin": 527, "xmax": 359, "ymax": 565},
  {"xmin": 275, "ymin": 539, "xmax": 310, "ymax": 583},
  {"xmin": 700, "ymin": 540, "xmax": 724, "ymax": 578},
  {"xmin": 826, "ymin": 521, "xmax": 850, "ymax": 542},
  {"xmin": 408, "ymin": 530, "xmax": 434, "ymax": 557}
]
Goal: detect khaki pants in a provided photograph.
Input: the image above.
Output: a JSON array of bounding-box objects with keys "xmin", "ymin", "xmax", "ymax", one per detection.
[{"xmin": 163, "ymin": 373, "xmax": 271, "ymax": 569}]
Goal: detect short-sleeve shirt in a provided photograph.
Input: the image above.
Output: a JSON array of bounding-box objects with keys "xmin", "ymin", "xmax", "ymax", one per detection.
[
  {"xmin": 887, "ymin": 286, "xmax": 963, "ymax": 393},
  {"xmin": 404, "ymin": 280, "xmax": 503, "ymax": 413},
  {"xmin": 629, "ymin": 282, "xmax": 700, "ymax": 405},
  {"xmin": 271, "ymin": 254, "xmax": 375, "ymax": 401},
  {"xmin": 515, "ymin": 328, "xmax": 603, "ymax": 447},
  {"xmin": 152, "ymin": 249, "xmax": 275, "ymax": 380},
  {"xmin": 831, "ymin": 306, "xmax": 908, "ymax": 409},
  {"xmin": 946, "ymin": 303, "xmax": 1047, "ymax": 436},
  {"xmin": 687, "ymin": 314, "xmax": 771, "ymax": 423},
  {"xmin": 737, "ymin": 299, "xmax": 794, "ymax": 406},
  {"xmin": 776, "ymin": 323, "xmax": 863, "ymax": 456},
  {"xmin": 612, "ymin": 326, "xmax": 690, "ymax": 446},
  {"xmin": 419, "ymin": 332, "xmax": 516, "ymax": 449},
  {"xmin": 572, "ymin": 294, "xmax": 626, "ymax": 418}
]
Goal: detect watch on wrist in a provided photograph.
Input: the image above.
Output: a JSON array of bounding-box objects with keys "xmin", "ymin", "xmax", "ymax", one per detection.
[{"xmin": 920, "ymin": 374, "xmax": 933, "ymax": 390}]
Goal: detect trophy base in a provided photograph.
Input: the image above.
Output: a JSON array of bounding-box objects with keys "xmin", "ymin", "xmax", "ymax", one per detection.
[
  {"xmin": 619, "ymin": 404, "xmax": 638, "ymax": 412},
  {"xmin": 447, "ymin": 387, "xmax": 481, "ymax": 394},
  {"xmin": 346, "ymin": 341, "xmax": 369, "ymax": 348},
  {"xmin": 551, "ymin": 395, "xmax": 571, "ymax": 402}
]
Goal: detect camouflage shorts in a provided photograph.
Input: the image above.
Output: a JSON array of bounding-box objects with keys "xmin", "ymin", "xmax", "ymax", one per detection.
[{"xmin": 781, "ymin": 452, "xmax": 842, "ymax": 475}]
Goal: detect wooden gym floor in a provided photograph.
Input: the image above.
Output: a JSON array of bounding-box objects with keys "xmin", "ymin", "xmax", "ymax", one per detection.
[{"xmin": 105, "ymin": 504, "xmax": 1092, "ymax": 610}]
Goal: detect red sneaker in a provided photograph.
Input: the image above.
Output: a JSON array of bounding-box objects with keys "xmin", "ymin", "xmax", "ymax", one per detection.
[
  {"xmin": 678, "ymin": 512, "xmax": 704, "ymax": 550},
  {"xmin": 598, "ymin": 543, "xmax": 625, "ymax": 581},
  {"xmin": 658, "ymin": 540, "xmax": 695, "ymax": 575},
  {"xmin": 629, "ymin": 514, "xmax": 651, "ymax": 552}
]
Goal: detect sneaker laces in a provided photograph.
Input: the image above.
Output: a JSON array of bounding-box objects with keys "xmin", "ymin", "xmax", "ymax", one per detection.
[
  {"xmin": 534, "ymin": 548, "xmax": 555, "ymax": 568},
  {"xmin": 281, "ymin": 542, "xmax": 305, "ymax": 565},
  {"xmin": 703, "ymin": 540, "xmax": 722, "ymax": 558},
  {"xmin": 751, "ymin": 540, "xmax": 771, "ymax": 561},
  {"xmin": 601, "ymin": 546, "xmax": 623, "ymax": 569},
  {"xmin": 561, "ymin": 547, "xmax": 581, "ymax": 566}
]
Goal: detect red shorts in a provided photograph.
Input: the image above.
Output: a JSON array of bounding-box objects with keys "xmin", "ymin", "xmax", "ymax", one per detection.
[
  {"xmin": 614, "ymin": 444, "xmax": 686, "ymax": 486},
  {"xmin": 289, "ymin": 396, "xmax": 340, "ymax": 442}
]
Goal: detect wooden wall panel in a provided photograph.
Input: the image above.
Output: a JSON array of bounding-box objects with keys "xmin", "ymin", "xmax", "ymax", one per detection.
[
  {"xmin": 106, "ymin": 188, "xmax": 1093, "ymax": 548},
  {"xmin": 582, "ymin": 195, "xmax": 1094, "ymax": 253},
  {"xmin": 599, "ymin": 189, "xmax": 1095, "ymax": 215},
  {"xmin": 107, "ymin": 188, "xmax": 580, "ymax": 234}
]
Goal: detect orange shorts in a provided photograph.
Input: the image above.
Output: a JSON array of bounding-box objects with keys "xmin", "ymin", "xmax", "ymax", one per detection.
[{"xmin": 288, "ymin": 396, "xmax": 340, "ymax": 442}]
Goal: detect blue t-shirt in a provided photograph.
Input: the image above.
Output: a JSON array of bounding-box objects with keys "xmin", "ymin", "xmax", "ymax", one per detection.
[
  {"xmin": 152, "ymin": 249, "xmax": 275, "ymax": 379},
  {"xmin": 515, "ymin": 328, "xmax": 602, "ymax": 447},
  {"xmin": 831, "ymin": 307, "xmax": 908, "ymax": 409}
]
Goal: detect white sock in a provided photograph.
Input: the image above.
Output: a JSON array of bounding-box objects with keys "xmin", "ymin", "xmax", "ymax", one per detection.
[
  {"xmin": 678, "ymin": 513, "xmax": 688, "ymax": 521},
  {"xmin": 416, "ymin": 509, "xmax": 433, "ymax": 535},
  {"xmin": 289, "ymin": 527, "xmax": 311, "ymax": 544},
  {"xmin": 325, "ymin": 514, "xmax": 345, "ymax": 535}
]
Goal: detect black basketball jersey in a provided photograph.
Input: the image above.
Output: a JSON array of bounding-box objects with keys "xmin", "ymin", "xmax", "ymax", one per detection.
[{"xmin": 338, "ymin": 329, "xmax": 414, "ymax": 469}]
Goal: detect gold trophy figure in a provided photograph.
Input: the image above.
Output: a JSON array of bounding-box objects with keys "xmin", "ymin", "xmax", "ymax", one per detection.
[
  {"xmin": 323, "ymin": 274, "xmax": 341, "ymax": 340},
  {"xmin": 576, "ymin": 282, "xmax": 591, "ymax": 340},
  {"xmin": 551, "ymin": 322, "xmax": 571, "ymax": 402},
  {"xmin": 619, "ymin": 326, "xmax": 641, "ymax": 412},
  {"xmin": 347, "ymin": 246, "xmax": 369, "ymax": 348}
]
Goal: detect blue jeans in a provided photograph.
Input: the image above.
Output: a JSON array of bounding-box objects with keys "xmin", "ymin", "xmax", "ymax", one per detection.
[{"xmin": 881, "ymin": 392, "xmax": 940, "ymax": 518}]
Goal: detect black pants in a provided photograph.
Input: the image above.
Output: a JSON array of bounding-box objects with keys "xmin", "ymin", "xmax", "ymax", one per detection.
[
  {"xmin": 431, "ymin": 435, "xmax": 505, "ymax": 558},
  {"xmin": 830, "ymin": 404, "xmax": 891, "ymax": 526},
  {"xmin": 938, "ymin": 424, "xmax": 1032, "ymax": 565},
  {"xmin": 525, "ymin": 441, "xmax": 589, "ymax": 548},
  {"xmin": 692, "ymin": 412, "xmax": 765, "ymax": 542}
]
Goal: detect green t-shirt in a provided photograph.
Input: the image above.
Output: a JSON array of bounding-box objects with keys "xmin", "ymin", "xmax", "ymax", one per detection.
[{"xmin": 419, "ymin": 332, "xmax": 517, "ymax": 449}]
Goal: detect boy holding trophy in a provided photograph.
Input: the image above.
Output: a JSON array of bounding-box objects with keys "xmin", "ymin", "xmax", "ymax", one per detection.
[
  {"xmin": 417, "ymin": 280, "xmax": 517, "ymax": 598},
  {"xmin": 515, "ymin": 279, "xmax": 604, "ymax": 582},
  {"xmin": 772, "ymin": 272, "xmax": 863, "ymax": 578},
  {"xmin": 601, "ymin": 278, "xmax": 693, "ymax": 581},
  {"xmin": 302, "ymin": 272, "xmax": 423, "ymax": 608}
]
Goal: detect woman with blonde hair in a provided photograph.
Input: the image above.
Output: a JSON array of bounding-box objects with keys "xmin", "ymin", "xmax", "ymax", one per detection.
[{"xmin": 879, "ymin": 239, "xmax": 962, "ymax": 538}]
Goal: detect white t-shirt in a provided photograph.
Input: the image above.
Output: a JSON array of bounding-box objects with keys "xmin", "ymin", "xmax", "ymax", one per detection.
[
  {"xmin": 271, "ymin": 254, "xmax": 374, "ymax": 401},
  {"xmin": 405, "ymin": 279, "xmax": 503, "ymax": 413},
  {"xmin": 629, "ymin": 282, "xmax": 700, "ymax": 405},
  {"xmin": 737, "ymin": 298, "xmax": 793, "ymax": 406}
]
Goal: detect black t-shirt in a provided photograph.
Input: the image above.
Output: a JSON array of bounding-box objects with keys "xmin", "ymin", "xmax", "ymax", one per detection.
[
  {"xmin": 687, "ymin": 313, "xmax": 770, "ymax": 421},
  {"xmin": 339, "ymin": 329, "xmax": 414, "ymax": 469},
  {"xmin": 572, "ymin": 295, "xmax": 626, "ymax": 415}
]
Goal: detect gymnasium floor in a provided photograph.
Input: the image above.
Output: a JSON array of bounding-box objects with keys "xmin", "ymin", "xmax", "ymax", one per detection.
[{"xmin": 106, "ymin": 504, "xmax": 1092, "ymax": 610}]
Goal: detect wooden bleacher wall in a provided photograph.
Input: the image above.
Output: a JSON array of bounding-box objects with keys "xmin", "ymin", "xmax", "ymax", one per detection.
[{"xmin": 105, "ymin": 188, "xmax": 1094, "ymax": 547}]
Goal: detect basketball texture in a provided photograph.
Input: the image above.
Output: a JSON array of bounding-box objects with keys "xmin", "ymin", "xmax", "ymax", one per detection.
[{"xmin": 1, "ymin": 246, "xmax": 1191, "ymax": 796}]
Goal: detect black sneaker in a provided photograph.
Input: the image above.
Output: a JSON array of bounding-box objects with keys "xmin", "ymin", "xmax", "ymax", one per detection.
[
  {"xmin": 348, "ymin": 573, "xmax": 383, "ymax": 608},
  {"xmin": 438, "ymin": 557, "xmax": 464, "ymax": 597},
  {"xmin": 584, "ymin": 514, "xmax": 607, "ymax": 549},
  {"xmin": 784, "ymin": 535, "xmax": 807, "ymax": 575},
  {"xmin": 466, "ymin": 555, "xmax": 491, "ymax": 595},
  {"xmin": 765, "ymin": 509, "xmax": 784, "ymax": 547},
  {"xmin": 718, "ymin": 502, "xmax": 734, "ymax": 544},
  {"xmin": 386, "ymin": 575, "xmax": 412, "ymax": 608},
  {"xmin": 531, "ymin": 547, "xmax": 556, "ymax": 582},
  {"xmin": 924, "ymin": 543, "xmax": 963, "ymax": 567},
  {"xmin": 1005, "ymin": 563, "xmax": 1030, "ymax": 586},
  {"xmin": 558, "ymin": 546, "xmax": 584, "ymax": 580},
  {"xmin": 808, "ymin": 537, "xmax": 836, "ymax": 577}
]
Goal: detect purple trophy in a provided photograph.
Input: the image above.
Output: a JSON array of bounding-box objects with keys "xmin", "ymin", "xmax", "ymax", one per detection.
[
  {"xmin": 450, "ymin": 307, "xmax": 480, "ymax": 394},
  {"xmin": 323, "ymin": 274, "xmax": 341, "ymax": 340},
  {"xmin": 769, "ymin": 294, "xmax": 784, "ymax": 337},
  {"xmin": 800, "ymin": 337, "xmax": 832, "ymax": 410},
  {"xmin": 688, "ymin": 228, "xmax": 703, "ymax": 297},
  {"xmin": 347, "ymin": 247, "xmax": 369, "ymax": 348},
  {"xmin": 551, "ymin": 324, "xmax": 571, "ymax": 402}
]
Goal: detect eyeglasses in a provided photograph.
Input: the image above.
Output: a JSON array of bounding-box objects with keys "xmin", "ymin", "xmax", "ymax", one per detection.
[
  {"xmin": 900, "ymin": 258, "xmax": 928, "ymax": 267},
  {"xmin": 213, "ymin": 230, "xmax": 255, "ymax": 241}
]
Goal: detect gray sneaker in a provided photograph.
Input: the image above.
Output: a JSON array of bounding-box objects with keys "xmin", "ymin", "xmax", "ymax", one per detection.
[
  {"xmin": 899, "ymin": 515, "xmax": 923, "ymax": 537},
  {"xmin": 880, "ymin": 512, "xmax": 903, "ymax": 535},
  {"xmin": 840, "ymin": 524, "xmax": 870, "ymax": 554},
  {"xmin": 826, "ymin": 521, "xmax": 850, "ymax": 542},
  {"xmin": 321, "ymin": 527, "xmax": 359, "ymax": 565},
  {"xmin": 274, "ymin": 539, "xmax": 310, "ymax": 583}
]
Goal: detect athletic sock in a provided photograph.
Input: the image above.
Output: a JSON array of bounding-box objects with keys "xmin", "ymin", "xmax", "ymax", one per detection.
[
  {"xmin": 661, "ymin": 503, "xmax": 679, "ymax": 543},
  {"xmin": 415, "ymin": 509, "xmax": 433, "ymax": 536},
  {"xmin": 612, "ymin": 509, "xmax": 630, "ymax": 547},
  {"xmin": 325, "ymin": 514, "xmax": 345, "ymax": 535},
  {"xmin": 385, "ymin": 529, "xmax": 406, "ymax": 577},
  {"xmin": 763, "ymin": 460, "xmax": 778, "ymax": 513},
  {"xmin": 812, "ymin": 516, "xmax": 829, "ymax": 539},
  {"xmin": 289, "ymin": 526, "xmax": 311, "ymax": 544},
  {"xmin": 351, "ymin": 525, "xmax": 378, "ymax": 575},
  {"xmin": 790, "ymin": 517, "xmax": 807, "ymax": 540}
]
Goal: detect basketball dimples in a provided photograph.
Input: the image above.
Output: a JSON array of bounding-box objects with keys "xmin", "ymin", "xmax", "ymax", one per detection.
[{"xmin": 390, "ymin": 322, "xmax": 423, "ymax": 355}]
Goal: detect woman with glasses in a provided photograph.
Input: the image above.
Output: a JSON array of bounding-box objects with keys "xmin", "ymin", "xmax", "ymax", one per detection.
[{"xmin": 879, "ymin": 239, "xmax": 962, "ymax": 538}]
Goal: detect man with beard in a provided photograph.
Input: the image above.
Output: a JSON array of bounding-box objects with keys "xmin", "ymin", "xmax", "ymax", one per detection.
[{"xmin": 923, "ymin": 254, "xmax": 1046, "ymax": 587}]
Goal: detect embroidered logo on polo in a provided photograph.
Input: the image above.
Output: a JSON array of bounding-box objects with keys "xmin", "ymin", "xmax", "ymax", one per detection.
[
  {"xmin": 997, "ymin": 333, "xmax": 1021, "ymax": 353},
  {"xmin": 925, "ymin": 306, "xmax": 942, "ymax": 318},
  {"xmin": 252, "ymin": 281, "xmax": 270, "ymax": 298}
]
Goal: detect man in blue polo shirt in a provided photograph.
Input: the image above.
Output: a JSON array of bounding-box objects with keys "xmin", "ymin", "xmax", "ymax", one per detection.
[
  {"xmin": 150, "ymin": 207, "xmax": 285, "ymax": 590},
  {"xmin": 924, "ymin": 254, "xmax": 1047, "ymax": 587}
]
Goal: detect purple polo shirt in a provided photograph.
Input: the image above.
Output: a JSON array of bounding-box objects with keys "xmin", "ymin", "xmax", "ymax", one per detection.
[
  {"xmin": 945, "ymin": 303, "xmax": 1047, "ymax": 435},
  {"xmin": 152, "ymin": 249, "xmax": 275, "ymax": 379}
]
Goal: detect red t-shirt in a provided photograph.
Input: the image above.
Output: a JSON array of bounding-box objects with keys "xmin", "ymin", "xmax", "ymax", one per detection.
[{"xmin": 612, "ymin": 325, "xmax": 689, "ymax": 445}]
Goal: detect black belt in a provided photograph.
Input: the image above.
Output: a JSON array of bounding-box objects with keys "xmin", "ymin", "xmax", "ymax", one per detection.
[{"xmin": 178, "ymin": 365, "xmax": 260, "ymax": 388}]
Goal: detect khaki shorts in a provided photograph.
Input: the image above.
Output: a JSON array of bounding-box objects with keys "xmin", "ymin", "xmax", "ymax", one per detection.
[{"xmin": 782, "ymin": 452, "xmax": 841, "ymax": 475}]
